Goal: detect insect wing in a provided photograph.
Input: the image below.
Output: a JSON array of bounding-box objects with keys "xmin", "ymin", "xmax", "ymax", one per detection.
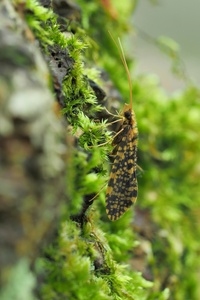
[{"xmin": 106, "ymin": 125, "xmax": 138, "ymax": 221}]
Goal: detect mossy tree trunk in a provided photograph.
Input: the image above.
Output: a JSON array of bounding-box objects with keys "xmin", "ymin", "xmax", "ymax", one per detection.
[{"xmin": 1, "ymin": 1, "xmax": 200, "ymax": 300}]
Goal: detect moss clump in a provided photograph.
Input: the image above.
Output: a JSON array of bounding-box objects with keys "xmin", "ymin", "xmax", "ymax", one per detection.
[
  {"xmin": 3, "ymin": 1, "xmax": 200, "ymax": 300},
  {"xmin": 40, "ymin": 220, "xmax": 154, "ymax": 300}
]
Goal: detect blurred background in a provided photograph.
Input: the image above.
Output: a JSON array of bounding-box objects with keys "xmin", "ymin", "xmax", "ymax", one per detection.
[{"xmin": 131, "ymin": 0, "xmax": 200, "ymax": 92}]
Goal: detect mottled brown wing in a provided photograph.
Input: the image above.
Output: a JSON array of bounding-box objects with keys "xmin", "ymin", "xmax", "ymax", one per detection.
[{"xmin": 106, "ymin": 125, "xmax": 138, "ymax": 221}]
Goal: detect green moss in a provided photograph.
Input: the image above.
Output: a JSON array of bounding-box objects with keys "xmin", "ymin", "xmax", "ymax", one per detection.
[
  {"xmin": 40, "ymin": 220, "xmax": 154, "ymax": 300},
  {"xmin": 26, "ymin": 0, "xmax": 67, "ymax": 48},
  {"xmin": 22, "ymin": 0, "xmax": 200, "ymax": 300}
]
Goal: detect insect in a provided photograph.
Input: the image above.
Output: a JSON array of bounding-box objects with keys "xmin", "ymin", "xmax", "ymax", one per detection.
[{"xmin": 105, "ymin": 32, "xmax": 138, "ymax": 221}]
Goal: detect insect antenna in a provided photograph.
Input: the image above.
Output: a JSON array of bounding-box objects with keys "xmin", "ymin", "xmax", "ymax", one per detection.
[{"xmin": 108, "ymin": 31, "xmax": 133, "ymax": 110}]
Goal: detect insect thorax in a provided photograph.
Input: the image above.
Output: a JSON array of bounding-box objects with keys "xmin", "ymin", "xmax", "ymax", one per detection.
[{"xmin": 123, "ymin": 108, "xmax": 136, "ymax": 127}]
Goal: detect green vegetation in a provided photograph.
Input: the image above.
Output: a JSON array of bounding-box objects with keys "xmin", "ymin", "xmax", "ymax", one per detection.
[{"xmin": 2, "ymin": 0, "xmax": 200, "ymax": 299}]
